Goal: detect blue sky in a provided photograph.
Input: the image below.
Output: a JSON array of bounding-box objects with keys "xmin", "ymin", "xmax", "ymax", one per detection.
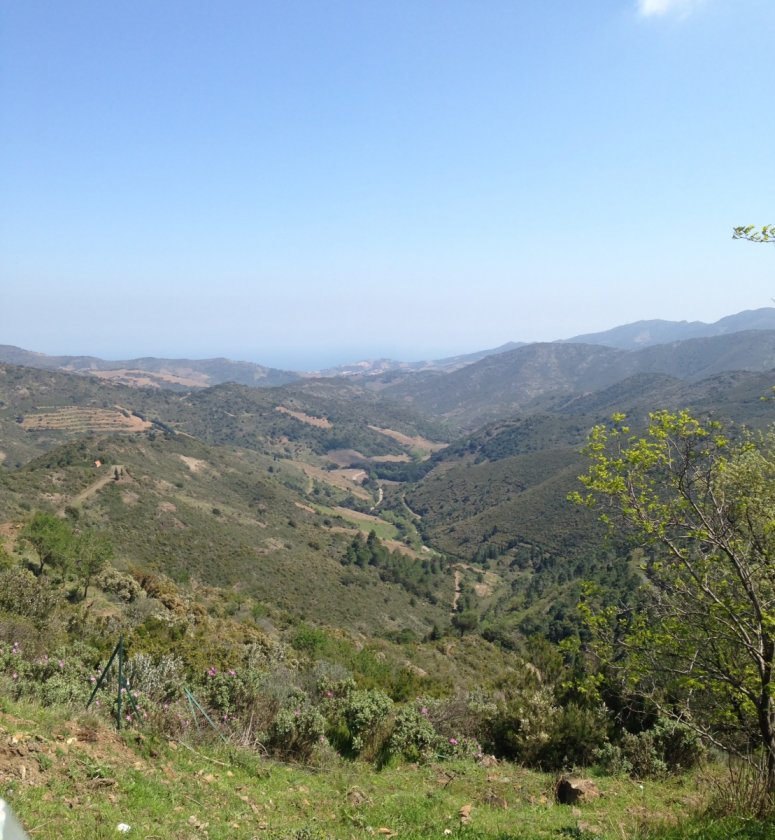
[{"xmin": 2, "ymin": 0, "xmax": 774, "ymax": 369}]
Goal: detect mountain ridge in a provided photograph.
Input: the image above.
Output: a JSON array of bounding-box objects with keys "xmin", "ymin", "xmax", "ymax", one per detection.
[
  {"xmin": 4, "ymin": 307, "xmax": 774, "ymax": 387},
  {"xmin": 380, "ymin": 329, "xmax": 775, "ymax": 430},
  {"xmin": 563, "ymin": 307, "xmax": 775, "ymax": 349}
]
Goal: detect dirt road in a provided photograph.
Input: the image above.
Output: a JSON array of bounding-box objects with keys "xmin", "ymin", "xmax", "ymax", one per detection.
[{"xmin": 70, "ymin": 465, "xmax": 125, "ymax": 506}]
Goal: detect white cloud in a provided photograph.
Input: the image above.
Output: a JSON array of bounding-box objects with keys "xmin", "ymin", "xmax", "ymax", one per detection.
[{"xmin": 637, "ymin": 0, "xmax": 705, "ymax": 17}]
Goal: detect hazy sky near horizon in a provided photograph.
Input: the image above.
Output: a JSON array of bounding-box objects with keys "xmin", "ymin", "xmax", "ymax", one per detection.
[{"xmin": 2, "ymin": 0, "xmax": 774, "ymax": 369}]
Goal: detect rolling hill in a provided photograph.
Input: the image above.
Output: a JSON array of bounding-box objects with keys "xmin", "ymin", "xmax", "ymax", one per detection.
[
  {"xmin": 0, "ymin": 345, "xmax": 301, "ymax": 389},
  {"xmin": 2, "ymin": 318, "xmax": 774, "ymax": 651}
]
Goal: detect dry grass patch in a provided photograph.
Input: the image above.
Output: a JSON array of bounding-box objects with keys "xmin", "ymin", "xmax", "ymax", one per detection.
[
  {"xmin": 332, "ymin": 506, "xmax": 386, "ymax": 525},
  {"xmin": 383, "ymin": 539, "xmax": 422, "ymax": 559},
  {"xmin": 90, "ymin": 368, "xmax": 210, "ymax": 388},
  {"xmin": 177, "ymin": 454, "xmax": 208, "ymax": 473},
  {"xmin": 326, "ymin": 449, "xmax": 412, "ymax": 466},
  {"xmin": 275, "ymin": 406, "xmax": 332, "ymax": 429},
  {"xmin": 294, "ymin": 462, "xmax": 371, "ymax": 499},
  {"xmin": 368, "ymin": 426, "xmax": 447, "ymax": 456}
]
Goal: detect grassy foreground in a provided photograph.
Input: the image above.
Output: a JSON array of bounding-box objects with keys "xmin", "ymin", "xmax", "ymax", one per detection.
[{"xmin": 1, "ymin": 699, "xmax": 772, "ymax": 840}]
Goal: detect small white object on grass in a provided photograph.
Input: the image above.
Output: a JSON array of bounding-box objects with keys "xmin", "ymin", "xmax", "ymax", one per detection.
[
  {"xmin": 116, "ymin": 824, "xmax": 131, "ymax": 833},
  {"xmin": 0, "ymin": 798, "xmax": 31, "ymax": 840}
]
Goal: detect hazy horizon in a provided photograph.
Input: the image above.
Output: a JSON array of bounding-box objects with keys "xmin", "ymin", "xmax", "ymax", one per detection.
[{"xmin": 4, "ymin": 305, "xmax": 772, "ymax": 372}]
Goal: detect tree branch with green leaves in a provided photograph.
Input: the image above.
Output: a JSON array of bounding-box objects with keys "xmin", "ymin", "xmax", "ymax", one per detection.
[
  {"xmin": 571, "ymin": 411, "xmax": 775, "ymax": 801},
  {"xmin": 733, "ymin": 225, "xmax": 775, "ymax": 244}
]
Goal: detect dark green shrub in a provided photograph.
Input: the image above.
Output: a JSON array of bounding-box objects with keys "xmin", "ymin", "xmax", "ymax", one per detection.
[
  {"xmin": 387, "ymin": 705, "xmax": 438, "ymax": 762},
  {"xmin": 291, "ymin": 624, "xmax": 330, "ymax": 656},
  {"xmin": 266, "ymin": 704, "xmax": 326, "ymax": 761},
  {"xmin": 650, "ymin": 716, "xmax": 705, "ymax": 772},
  {"xmin": 537, "ymin": 703, "xmax": 609, "ymax": 770},
  {"xmin": 620, "ymin": 730, "xmax": 667, "ymax": 778},
  {"xmin": 483, "ymin": 686, "xmax": 558, "ymax": 763},
  {"xmin": 0, "ymin": 568, "xmax": 60, "ymax": 629},
  {"xmin": 332, "ymin": 687, "xmax": 394, "ymax": 759},
  {"xmin": 595, "ymin": 717, "xmax": 705, "ymax": 778}
]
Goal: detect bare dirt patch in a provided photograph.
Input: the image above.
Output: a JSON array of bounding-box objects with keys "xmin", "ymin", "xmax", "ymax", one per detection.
[
  {"xmin": 0, "ymin": 709, "xmax": 145, "ymax": 793},
  {"xmin": 0, "ymin": 522, "xmax": 19, "ymax": 539},
  {"xmin": 121, "ymin": 491, "xmax": 140, "ymax": 506},
  {"xmin": 368, "ymin": 426, "xmax": 447, "ymax": 456},
  {"xmin": 178, "ymin": 455, "xmax": 208, "ymax": 473},
  {"xmin": 158, "ymin": 501, "xmax": 178, "ymax": 513},
  {"xmin": 276, "ymin": 406, "xmax": 332, "ymax": 429},
  {"xmin": 452, "ymin": 569, "xmax": 462, "ymax": 612}
]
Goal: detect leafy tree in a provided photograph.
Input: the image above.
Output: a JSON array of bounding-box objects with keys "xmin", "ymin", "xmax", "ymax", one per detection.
[
  {"xmin": 0, "ymin": 567, "xmax": 59, "ymax": 630},
  {"xmin": 733, "ymin": 225, "xmax": 775, "ymax": 243},
  {"xmin": 19, "ymin": 512, "xmax": 73, "ymax": 576},
  {"xmin": 71, "ymin": 530, "xmax": 114, "ymax": 599},
  {"xmin": 572, "ymin": 411, "xmax": 775, "ymax": 797},
  {"xmin": 452, "ymin": 609, "xmax": 479, "ymax": 635}
]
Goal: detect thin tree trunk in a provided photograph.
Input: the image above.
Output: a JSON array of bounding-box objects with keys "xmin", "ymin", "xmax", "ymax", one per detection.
[{"xmin": 760, "ymin": 640, "xmax": 775, "ymax": 808}]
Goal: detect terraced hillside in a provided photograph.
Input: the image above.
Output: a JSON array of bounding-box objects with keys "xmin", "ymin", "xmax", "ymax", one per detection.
[{"xmin": 19, "ymin": 405, "xmax": 152, "ymax": 433}]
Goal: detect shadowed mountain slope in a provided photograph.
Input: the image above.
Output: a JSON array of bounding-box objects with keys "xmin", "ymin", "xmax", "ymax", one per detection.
[{"xmin": 381, "ymin": 331, "xmax": 775, "ymax": 430}]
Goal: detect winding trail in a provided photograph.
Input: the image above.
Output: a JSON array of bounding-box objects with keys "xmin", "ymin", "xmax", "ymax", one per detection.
[
  {"xmin": 401, "ymin": 493, "xmax": 422, "ymax": 519},
  {"xmin": 370, "ymin": 485, "xmax": 384, "ymax": 511},
  {"xmin": 70, "ymin": 465, "xmax": 125, "ymax": 506},
  {"xmin": 451, "ymin": 567, "xmax": 462, "ymax": 613}
]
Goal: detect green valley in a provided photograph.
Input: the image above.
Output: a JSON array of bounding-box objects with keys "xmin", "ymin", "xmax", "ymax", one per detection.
[{"xmin": 1, "ymin": 322, "xmax": 775, "ymax": 838}]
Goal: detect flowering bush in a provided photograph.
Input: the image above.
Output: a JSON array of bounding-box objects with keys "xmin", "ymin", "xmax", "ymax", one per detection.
[{"xmin": 0, "ymin": 641, "xmax": 99, "ymax": 707}]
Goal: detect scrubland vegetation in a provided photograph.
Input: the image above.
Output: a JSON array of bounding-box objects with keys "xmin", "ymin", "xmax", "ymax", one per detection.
[{"xmin": 2, "ymin": 331, "xmax": 775, "ymax": 837}]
